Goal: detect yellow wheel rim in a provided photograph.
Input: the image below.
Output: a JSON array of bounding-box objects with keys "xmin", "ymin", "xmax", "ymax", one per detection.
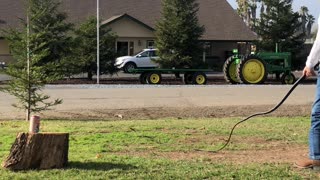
[
  {"xmin": 229, "ymin": 61, "xmax": 239, "ymax": 83},
  {"xmin": 284, "ymin": 74, "xmax": 294, "ymax": 84},
  {"xmin": 150, "ymin": 74, "xmax": 160, "ymax": 84},
  {"xmin": 195, "ymin": 75, "xmax": 205, "ymax": 84},
  {"xmin": 242, "ymin": 59, "xmax": 265, "ymax": 84}
]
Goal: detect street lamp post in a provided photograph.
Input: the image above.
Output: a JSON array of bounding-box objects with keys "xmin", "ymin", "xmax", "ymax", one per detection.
[
  {"xmin": 27, "ymin": 3, "xmax": 31, "ymax": 121},
  {"xmin": 97, "ymin": 0, "xmax": 100, "ymax": 84}
]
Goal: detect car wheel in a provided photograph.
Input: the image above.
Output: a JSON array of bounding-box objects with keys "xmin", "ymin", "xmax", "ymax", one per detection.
[{"xmin": 123, "ymin": 62, "xmax": 136, "ymax": 73}]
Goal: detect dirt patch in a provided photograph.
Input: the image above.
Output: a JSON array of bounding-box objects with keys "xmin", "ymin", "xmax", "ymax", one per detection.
[
  {"xmin": 113, "ymin": 144, "xmax": 308, "ymax": 165},
  {"xmin": 37, "ymin": 104, "xmax": 312, "ymax": 120},
  {"xmin": 112, "ymin": 135, "xmax": 309, "ymax": 165}
]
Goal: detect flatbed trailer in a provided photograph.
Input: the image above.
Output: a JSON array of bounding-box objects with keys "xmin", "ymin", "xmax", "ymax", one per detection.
[{"xmin": 131, "ymin": 68, "xmax": 215, "ymax": 85}]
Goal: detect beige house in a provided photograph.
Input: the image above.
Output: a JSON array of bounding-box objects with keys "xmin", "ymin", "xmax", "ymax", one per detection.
[
  {"xmin": 101, "ymin": 14, "xmax": 156, "ymax": 56},
  {"xmin": 0, "ymin": 0, "xmax": 257, "ymax": 68}
]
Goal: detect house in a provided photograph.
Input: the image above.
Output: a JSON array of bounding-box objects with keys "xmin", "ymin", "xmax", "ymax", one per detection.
[{"xmin": 0, "ymin": 0, "xmax": 257, "ymax": 67}]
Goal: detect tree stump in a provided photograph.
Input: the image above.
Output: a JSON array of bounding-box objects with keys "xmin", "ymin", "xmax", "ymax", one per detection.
[{"xmin": 2, "ymin": 132, "xmax": 69, "ymax": 170}]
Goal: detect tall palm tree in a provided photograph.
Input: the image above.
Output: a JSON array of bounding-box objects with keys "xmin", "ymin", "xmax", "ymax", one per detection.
[
  {"xmin": 249, "ymin": 0, "xmax": 262, "ymax": 29},
  {"xmin": 306, "ymin": 14, "xmax": 315, "ymax": 38},
  {"xmin": 236, "ymin": 0, "xmax": 250, "ymax": 26},
  {"xmin": 260, "ymin": 0, "xmax": 265, "ymax": 14},
  {"xmin": 237, "ymin": 0, "xmax": 262, "ymax": 29},
  {"xmin": 300, "ymin": 6, "xmax": 309, "ymax": 33}
]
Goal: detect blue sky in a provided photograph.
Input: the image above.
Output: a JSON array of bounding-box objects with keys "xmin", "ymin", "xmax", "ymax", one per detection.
[{"xmin": 226, "ymin": 0, "xmax": 320, "ymax": 21}]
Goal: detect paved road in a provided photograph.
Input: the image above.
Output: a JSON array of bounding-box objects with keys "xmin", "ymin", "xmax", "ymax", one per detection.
[{"xmin": 0, "ymin": 84, "xmax": 316, "ymax": 119}]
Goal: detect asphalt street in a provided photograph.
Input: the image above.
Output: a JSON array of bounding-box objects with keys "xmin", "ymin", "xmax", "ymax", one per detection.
[{"xmin": 0, "ymin": 83, "xmax": 316, "ymax": 119}]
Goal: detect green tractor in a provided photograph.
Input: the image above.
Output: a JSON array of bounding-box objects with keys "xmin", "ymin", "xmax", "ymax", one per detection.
[{"xmin": 223, "ymin": 46, "xmax": 296, "ymax": 85}]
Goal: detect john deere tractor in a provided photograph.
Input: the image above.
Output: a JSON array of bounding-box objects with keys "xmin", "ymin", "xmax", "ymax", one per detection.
[{"xmin": 223, "ymin": 46, "xmax": 295, "ymax": 84}]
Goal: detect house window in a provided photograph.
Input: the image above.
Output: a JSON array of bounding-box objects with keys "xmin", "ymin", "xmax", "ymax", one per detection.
[{"xmin": 146, "ymin": 40, "xmax": 155, "ymax": 48}]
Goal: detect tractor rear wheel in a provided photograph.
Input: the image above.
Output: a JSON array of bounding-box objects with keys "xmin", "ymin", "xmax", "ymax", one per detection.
[
  {"xmin": 281, "ymin": 73, "xmax": 296, "ymax": 84},
  {"xmin": 237, "ymin": 55, "xmax": 267, "ymax": 84},
  {"xmin": 223, "ymin": 56, "xmax": 240, "ymax": 84}
]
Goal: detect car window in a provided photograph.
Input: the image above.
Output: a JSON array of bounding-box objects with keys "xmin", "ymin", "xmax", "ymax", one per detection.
[
  {"xmin": 134, "ymin": 50, "xmax": 144, "ymax": 56},
  {"xmin": 149, "ymin": 50, "xmax": 158, "ymax": 57},
  {"xmin": 139, "ymin": 51, "xmax": 149, "ymax": 57}
]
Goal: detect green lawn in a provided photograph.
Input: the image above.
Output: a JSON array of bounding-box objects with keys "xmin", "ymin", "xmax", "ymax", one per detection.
[{"xmin": 0, "ymin": 117, "xmax": 318, "ymax": 179}]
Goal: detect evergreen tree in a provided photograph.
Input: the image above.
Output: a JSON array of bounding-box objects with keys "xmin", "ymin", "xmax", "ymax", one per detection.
[
  {"xmin": 155, "ymin": 0, "xmax": 205, "ymax": 68},
  {"xmin": 28, "ymin": 0, "xmax": 73, "ymax": 76},
  {"xmin": 73, "ymin": 17, "xmax": 118, "ymax": 80},
  {"xmin": 1, "ymin": 0, "xmax": 66, "ymax": 121},
  {"xmin": 255, "ymin": 0, "xmax": 304, "ymax": 68}
]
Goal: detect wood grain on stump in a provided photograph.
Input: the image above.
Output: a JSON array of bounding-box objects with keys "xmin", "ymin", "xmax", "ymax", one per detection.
[{"xmin": 2, "ymin": 132, "xmax": 69, "ymax": 170}]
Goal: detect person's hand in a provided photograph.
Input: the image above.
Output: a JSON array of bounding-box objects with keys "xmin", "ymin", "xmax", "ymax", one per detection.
[{"xmin": 303, "ymin": 66, "xmax": 316, "ymax": 78}]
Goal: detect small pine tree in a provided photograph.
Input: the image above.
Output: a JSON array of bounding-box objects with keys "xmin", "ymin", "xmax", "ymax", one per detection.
[
  {"xmin": 155, "ymin": 0, "xmax": 205, "ymax": 68},
  {"xmin": 1, "ymin": 0, "xmax": 65, "ymax": 121},
  {"xmin": 73, "ymin": 17, "xmax": 118, "ymax": 80}
]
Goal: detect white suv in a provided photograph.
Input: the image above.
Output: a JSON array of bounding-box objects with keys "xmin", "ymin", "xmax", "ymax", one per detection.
[{"xmin": 115, "ymin": 49, "xmax": 159, "ymax": 73}]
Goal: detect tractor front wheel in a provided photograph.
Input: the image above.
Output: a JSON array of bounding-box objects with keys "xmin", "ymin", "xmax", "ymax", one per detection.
[{"xmin": 281, "ymin": 73, "xmax": 296, "ymax": 84}]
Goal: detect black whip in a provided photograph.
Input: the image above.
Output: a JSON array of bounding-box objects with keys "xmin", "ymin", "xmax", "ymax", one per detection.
[{"xmin": 197, "ymin": 74, "xmax": 306, "ymax": 153}]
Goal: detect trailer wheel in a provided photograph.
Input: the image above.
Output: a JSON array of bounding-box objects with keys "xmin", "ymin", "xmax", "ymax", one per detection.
[
  {"xmin": 147, "ymin": 72, "xmax": 162, "ymax": 84},
  {"xmin": 192, "ymin": 72, "xmax": 207, "ymax": 85},
  {"xmin": 139, "ymin": 72, "xmax": 149, "ymax": 84},
  {"xmin": 281, "ymin": 73, "xmax": 295, "ymax": 84},
  {"xmin": 237, "ymin": 55, "xmax": 267, "ymax": 84},
  {"xmin": 223, "ymin": 56, "xmax": 240, "ymax": 84},
  {"xmin": 183, "ymin": 72, "xmax": 194, "ymax": 84}
]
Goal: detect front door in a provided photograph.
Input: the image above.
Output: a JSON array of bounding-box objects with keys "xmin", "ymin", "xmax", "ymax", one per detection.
[{"xmin": 117, "ymin": 42, "xmax": 129, "ymax": 56}]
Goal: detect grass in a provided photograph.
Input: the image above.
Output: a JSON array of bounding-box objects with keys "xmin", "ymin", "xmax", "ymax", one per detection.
[
  {"xmin": 0, "ymin": 117, "xmax": 318, "ymax": 179},
  {"xmin": 0, "ymin": 69, "xmax": 6, "ymax": 74}
]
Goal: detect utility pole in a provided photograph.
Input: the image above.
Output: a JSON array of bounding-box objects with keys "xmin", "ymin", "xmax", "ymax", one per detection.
[
  {"xmin": 96, "ymin": 0, "xmax": 100, "ymax": 84},
  {"xmin": 26, "ymin": 0, "xmax": 31, "ymax": 121}
]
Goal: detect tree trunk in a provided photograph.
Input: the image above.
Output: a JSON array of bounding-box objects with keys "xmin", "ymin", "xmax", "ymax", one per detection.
[
  {"xmin": 2, "ymin": 132, "xmax": 69, "ymax": 170},
  {"xmin": 88, "ymin": 71, "xmax": 93, "ymax": 80},
  {"xmin": 26, "ymin": 109, "xmax": 30, "ymax": 121}
]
